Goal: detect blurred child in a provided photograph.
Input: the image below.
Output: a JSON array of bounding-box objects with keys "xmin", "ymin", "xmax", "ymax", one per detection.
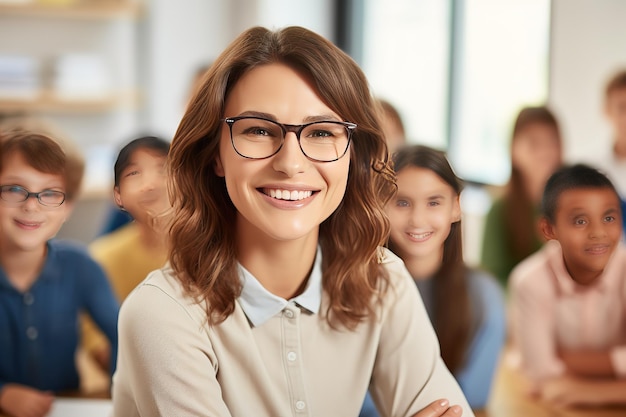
[
  {"xmin": 0, "ymin": 131, "xmax": 119, "ymax": 417},
  {"xmin": 376, "ymin": 98, "xmax": 407, "ymax": 153},
  {"xmin": 591, "ymin": 69, "xmax": 626, "ymax": 236},
  {"xmin": 481, "ymin": 106, "xmax": 563, "ymax": 288},
  {"xmin": 361, "ymin": 145, "xmax": 506, "ymax": 416},
  {"xmin": 82, "ymin": 136, "xmax": 170, "ymax": 386},
  {"xmin": 511, "ymin": 164, "xmax": 626, "ymax": 407},
  {"xmin": 595, "ymin": 69, "xmax": 626, "ymax": 197}
]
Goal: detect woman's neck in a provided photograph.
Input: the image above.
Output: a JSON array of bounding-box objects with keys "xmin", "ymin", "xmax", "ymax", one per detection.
[
  {"xmin": 0, "ymin": 244, "xmax": 47, "ymax": 292},
  {"xmin": 237, "ymin": 232, "xmax": 319, "ymax": 300}
]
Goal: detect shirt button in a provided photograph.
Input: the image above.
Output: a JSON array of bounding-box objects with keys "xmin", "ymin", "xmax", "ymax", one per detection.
[
  {"xmin": 287, "ymin": 351, "xmax": 297, "ymax": 361},
  {"xmin": 26, "ymin": 326, "xmax": 38, "ymax": 340},
  {"xmin": 295, "ymin": 400, "xmax": 306, "ymax": 410},
  {"xmin": 284, "ymin": 310, "xmax": 294, "ymax": 318},
  {"xmin": 23, "ymin": 292, "xmax": 34, "ymax": 305}
]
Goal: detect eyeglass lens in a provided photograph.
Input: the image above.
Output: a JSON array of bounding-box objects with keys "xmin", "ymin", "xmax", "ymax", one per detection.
[
  {"xmin": 230, "ymin": 118, "xmax": 351, "ymax": 161},
  {"xmin": 0, "ymin": 185, "xmax": 66, "ymax": 207}
]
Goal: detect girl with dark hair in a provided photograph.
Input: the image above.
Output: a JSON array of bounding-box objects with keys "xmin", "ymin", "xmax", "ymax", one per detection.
[
  {"xmin": 362, "ymin": 145, "xmax": 506, "ymax": 416},
  {"xmin": 111, "ymin": 26, "xmax": 472, "ymax": 417},
  {"xmin": 481, "ymin": 106, "xmax": 563, "ymax": 287}
]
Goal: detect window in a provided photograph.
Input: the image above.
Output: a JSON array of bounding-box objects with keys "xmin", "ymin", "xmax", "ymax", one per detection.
[{"xmin": 352, "ymin": 0, "xmax": 551, "ymax": 185}]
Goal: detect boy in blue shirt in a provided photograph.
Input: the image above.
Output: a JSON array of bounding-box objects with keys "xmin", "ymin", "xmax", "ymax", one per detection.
[{"xmin": 0, "ymin": 130, "xmax": 119, "ymax": 417}]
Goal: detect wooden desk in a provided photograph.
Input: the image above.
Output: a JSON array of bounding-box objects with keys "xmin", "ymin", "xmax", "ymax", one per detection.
[{"xmin": 478, "ymin": 352, "xmax": 626, "ymax": 417}]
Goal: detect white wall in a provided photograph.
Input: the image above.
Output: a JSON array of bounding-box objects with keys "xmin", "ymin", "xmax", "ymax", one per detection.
[
  {"xmin": 549, "ymin": 0, "xmax": 626, "ymax": 163},
  {"xmin": 140, "ymin": 0, "xmax": 335, "ymax": 140}
]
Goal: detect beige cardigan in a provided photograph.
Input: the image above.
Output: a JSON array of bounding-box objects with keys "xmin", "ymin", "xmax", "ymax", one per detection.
[{"xmin": 111, "ymin": 248, "xmax": 473, "ymax": 417}]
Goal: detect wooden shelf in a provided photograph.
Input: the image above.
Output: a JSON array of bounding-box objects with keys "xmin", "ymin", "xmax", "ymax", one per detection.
[
  {"xmin": 0, "ymin": 1, "xmax": 141, "ymax": 19},
  {"xmin": 0, "ymin": 90, "xmax": 139, "ymax": 113}
]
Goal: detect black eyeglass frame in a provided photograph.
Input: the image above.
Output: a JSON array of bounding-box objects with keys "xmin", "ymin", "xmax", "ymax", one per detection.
[
  {"xmin": 0, "ymin": 185, "xmax": 66, "ymax": 207},
  {"xmin": 223, "ymin": 116, "xmax": 357, "ymax": 162}
]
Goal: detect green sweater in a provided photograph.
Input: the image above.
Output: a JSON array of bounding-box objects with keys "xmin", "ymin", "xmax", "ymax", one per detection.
[{"xmin": 480, "ymin": 197, "xmax": 543, "ymax": 288}]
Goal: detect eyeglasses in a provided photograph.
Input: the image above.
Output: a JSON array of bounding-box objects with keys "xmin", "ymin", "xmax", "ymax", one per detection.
[
  {"xmin": 0, "ymin": 185, "xmax": 66, "ymax": 207},
  {"xmin": 224, "ymin": 116, "xmax": 356, "ymax": 162}
]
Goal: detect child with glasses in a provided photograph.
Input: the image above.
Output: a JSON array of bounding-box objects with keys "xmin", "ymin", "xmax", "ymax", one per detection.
[
  {"xmin": 511, "ymin": 164, "xmax": 626, "ymax": 407},
  {"xmin": 111, "ymin": 26, "xmax": 472, "ymax": 417},
  {"xmin": 0, "ymin": 130, "xmax": 119, "ymax": 417}
]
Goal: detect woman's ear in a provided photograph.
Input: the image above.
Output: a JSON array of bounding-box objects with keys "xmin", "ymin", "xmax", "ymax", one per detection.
[
  {"xmin": 539, "ymin": 217, "xmax": 556, "ymax": 240},
  {"xmin": 214, "ymin": 156, "xmax": 225, "ymax": 177}
]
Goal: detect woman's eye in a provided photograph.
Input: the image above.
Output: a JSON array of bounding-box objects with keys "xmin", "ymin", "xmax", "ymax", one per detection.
[
  {"xmin": 396, "ymin": 200, "xmax": 409, "ymax": 208},
  {"xmin": 243, "ymin": 127, "xmax": 276, "ymax": 137},
  {"xmin": 125, "ymin": 170, "xmax": 140, "ymax": 177},
  {"xmin": 251, "ymin": 128, "xmax": 270, "ymax": 136},
  {"xmin": 310, "ymin": 130, "xmax": 333, "ymax": 137}
]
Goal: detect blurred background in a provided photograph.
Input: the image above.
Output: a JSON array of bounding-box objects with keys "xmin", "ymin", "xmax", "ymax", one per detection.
[{"xmin": 0, "ymin": 0, "xmax": 624, "ymax": 263}]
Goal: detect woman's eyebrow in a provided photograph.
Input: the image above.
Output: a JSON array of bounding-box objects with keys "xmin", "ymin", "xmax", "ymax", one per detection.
[{"xmin": 234, "ymin": 111, "xmax": 341, "ymax": 123}]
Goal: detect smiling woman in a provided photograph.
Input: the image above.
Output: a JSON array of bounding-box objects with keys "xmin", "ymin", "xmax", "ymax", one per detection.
[{"xmin": 111, "ymin": 25, "xmax": 474, "ymax": 417}]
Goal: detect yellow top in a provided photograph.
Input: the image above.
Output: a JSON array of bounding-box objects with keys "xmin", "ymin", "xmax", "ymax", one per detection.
[{"xmin": 81, "ymin": 223, "xmax": 167, "ymax": 356}]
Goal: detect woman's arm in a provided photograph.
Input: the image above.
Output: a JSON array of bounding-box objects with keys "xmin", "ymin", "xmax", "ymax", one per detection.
[
  {"xmin": 369, "ymin": 259, "xmax": 474, "ymax": 416},
  {"xmin": 411, "ymin": 399, "xmax": 463, "ymax": 417},
  {"xmin": 112, "ymin": 279, "xmax": 233, "ymax": 416}
]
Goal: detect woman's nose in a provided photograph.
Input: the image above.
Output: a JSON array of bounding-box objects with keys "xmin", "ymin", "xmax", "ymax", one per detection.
[{"xmin": 271, "ymin": 132, "xmax": 309, "ymax": 177}]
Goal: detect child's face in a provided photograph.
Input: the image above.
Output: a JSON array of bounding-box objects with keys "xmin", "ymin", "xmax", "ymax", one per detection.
[
  {"xmin": 385, "ymin": 166, "xmax": 460, "ymax": 264},
  {"xmin": 0, "ymin": 152, "xmax": 70, "ymax": 253},
  {"xmin": 114, "ymin": 148, "xmax": 169, "ymax": 224},
  {"xmin": 542, "ymin": 187, "xmax": 623, "ymax": 285},
  {"xmin": 512, "ymin": 122, "xmax": 561, "ymax": 181},
  {"xmin": 605, "ymin": 88, "xmax": 626, "ymax": 141},
  {"xmin": 215, "ymin": 63, "xmax": 350, "ymax": 244}
]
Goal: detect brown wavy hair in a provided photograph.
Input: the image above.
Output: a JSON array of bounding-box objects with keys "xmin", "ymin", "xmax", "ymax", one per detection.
[
  {"xmin": 389, "ymin": 145, "xmax": 472, "ymax": 373},
  {"xmin": 0, "ymin": 130, "xmax": 83, "ymax": 201},
  {"xmin": 504, "ymin": 106, "xmax": 562, "ymax": 262},
  {"xmin": 167, "ymin": 26, "xmax": 396, "ymax": 329}
]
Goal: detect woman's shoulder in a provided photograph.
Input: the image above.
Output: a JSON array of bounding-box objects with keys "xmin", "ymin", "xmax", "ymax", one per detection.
[
  {"xmin": 121, "ymin": 264, "xmax": 206, "ymax": 323},
  {"xmin": 377, "ymin": 247, "xmax": 418, "ymax": 296}
]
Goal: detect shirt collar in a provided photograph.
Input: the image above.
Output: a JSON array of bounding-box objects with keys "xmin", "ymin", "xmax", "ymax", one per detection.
[{"xmin": 237, "ymin": 248, "xmax": 322, "ymax": 327}]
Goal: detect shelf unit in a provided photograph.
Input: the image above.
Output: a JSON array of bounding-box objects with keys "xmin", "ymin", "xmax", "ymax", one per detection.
[
  {"xmin": 0, "ymin": 1, "xmax": 141, "ymax": 19},
  {"xmin": 0, "ymin": 90, "xmax": 138, "ymax": 113},
  {"xmin": 0, "ymin": 1, "xmax": 141, "ymax": 114}
]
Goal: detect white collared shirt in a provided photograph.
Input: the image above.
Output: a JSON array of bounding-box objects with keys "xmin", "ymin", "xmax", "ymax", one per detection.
[{"xmin": 237, "ymin": 248, "xmax": 322, "ymax": 327}]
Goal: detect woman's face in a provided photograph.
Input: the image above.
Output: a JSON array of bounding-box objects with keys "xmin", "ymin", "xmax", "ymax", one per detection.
[
  {"xmin": 215, "ymin": 63, "xmax": 351, "ymax": 245},
  {"xmin": 385, "ymin": 166, "xmax": 460, "ymax": 263},
  {"xmin": 511, "ymin": 122, "xmax": 561, "ymax": 180}
]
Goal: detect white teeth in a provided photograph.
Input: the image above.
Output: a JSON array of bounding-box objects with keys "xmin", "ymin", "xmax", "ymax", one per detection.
[
  {"xmin": 266, "ymin": 189, "xmax": 312, "ymax": 201},
  {"xmin": 409, "ymin": 232, "xmax": 431, "ymax": 239}
]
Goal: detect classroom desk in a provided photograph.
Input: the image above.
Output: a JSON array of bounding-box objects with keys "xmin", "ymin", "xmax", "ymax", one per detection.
[
  {"xmin": 0, "ymin": 397, "xmax": 111, "ymax": 417},
  {"xmin": 475, "ymin": 351, "xmax": 626, "ymax": 417}
]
